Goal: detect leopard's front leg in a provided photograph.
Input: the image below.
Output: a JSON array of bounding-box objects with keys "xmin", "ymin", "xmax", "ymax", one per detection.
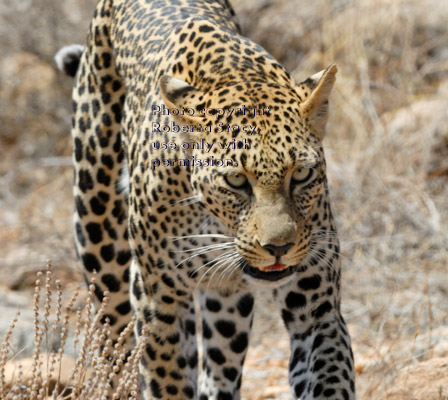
[
  {"xmin": 274, "ymin": 266, "xmax": 355, "ymax": 399},
  {"xmin": 130, "ymin": 259, "xmax": 199, "ymax": 400},
  {"xmin": 198, "ymin": 289, "xmax": 255, "ymax": 400}
]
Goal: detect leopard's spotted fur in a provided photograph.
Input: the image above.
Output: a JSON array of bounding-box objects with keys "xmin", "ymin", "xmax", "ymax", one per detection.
[{"xmin": 57, "ymin": 0, "xmax": 356, "ymax": 398}]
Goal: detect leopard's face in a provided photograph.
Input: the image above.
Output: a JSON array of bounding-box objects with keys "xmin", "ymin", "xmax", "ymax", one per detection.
[
  {"xmin": 159, "ymin": 65, "xmax": 337, "ymax": 282},
  {"xmin": 191, "ymin": 114, "xmax": 327, "ymax": 283}
]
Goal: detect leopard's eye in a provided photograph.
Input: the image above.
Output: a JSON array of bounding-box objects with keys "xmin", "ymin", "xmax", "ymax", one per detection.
[
  {"xmin": 224, "ymin": 173, "xmax": 248, "ymax": 189},
  {"xmin": 291, "ymin": 167, "xmax": 313, "ymax": 184}
]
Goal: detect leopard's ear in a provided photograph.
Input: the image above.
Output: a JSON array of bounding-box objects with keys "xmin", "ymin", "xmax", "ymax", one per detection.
[
  {"xmin": 159, "ymin": 75, "xmax": 205, "ymax": 126},
  {"xmin": 297, "ymin": 64, "xmax": 337, "ymax": 140}
]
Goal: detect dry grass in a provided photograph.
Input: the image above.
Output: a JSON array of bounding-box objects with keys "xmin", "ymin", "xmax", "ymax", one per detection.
[
  {"xmin": 0, "ymin": 0, "xmax": 447, "ymax": 399},
  {"xmin": 0, "ymin": 262, "xmax": 145, "ymax": 399}
]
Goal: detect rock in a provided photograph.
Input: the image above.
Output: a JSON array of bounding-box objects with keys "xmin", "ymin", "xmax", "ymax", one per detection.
[
  {"xmin": 0, "ymin": 288, "xmax": 35, "ymax": 359},
  {"xmin": 0, "ymin": 287, "xmax": 78, "ymax": 360},
  {"xmin": 4, "ymin": 355, "xmax": 77, "ymax": 394}
]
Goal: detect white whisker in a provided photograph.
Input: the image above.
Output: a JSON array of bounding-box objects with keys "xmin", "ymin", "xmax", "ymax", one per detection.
[
  {"xmin": 194, "ymin": 250, "xmax": 239, "ymax": 290},
  {"xmin": 217, "ymin": 256, "xmax": 244, "ymax": 287},
  {"xmin": 174, "ymin": 195, "xmax": 201, "ymax": 206},
  {"xmin": 206, "ymin": 254, "xmax": 240, "ymax": 289},
  {"xmin": 169, "ymin": 234, "xmax": 233, "ymax": 241},
  {"xmin": 191, "ymin": 249, "xmax": 238, "ymax": 280},
  {"xmin": 198, "ymin": 216, "xmax": 212, "ymax": 233},
  {"xmin": 175, "ymin": 244, "xmax": 235, "ymax": 269},
  {"xmin": 175, "ymin": 242, "xmax": 234, "ymax": 254}
]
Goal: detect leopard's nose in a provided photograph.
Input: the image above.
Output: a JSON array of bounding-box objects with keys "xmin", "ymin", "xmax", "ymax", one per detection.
[{"xmin": 261, "ymin": 242, "xmax": 294, "ymax": 257}]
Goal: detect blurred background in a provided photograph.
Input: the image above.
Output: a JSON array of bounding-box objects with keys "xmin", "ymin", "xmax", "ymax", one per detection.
[{"xmin": 0, "ymin": 0, "xmax": 447, "ymax": 398}]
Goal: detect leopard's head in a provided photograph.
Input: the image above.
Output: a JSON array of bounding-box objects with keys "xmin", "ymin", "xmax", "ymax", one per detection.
[{"xmin": 160, "ymin": 65, "xmax": 337, "ymax": 283}]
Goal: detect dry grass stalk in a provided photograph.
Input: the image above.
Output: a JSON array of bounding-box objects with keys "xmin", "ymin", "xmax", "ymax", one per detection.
[{"xmin": 0, "ymin": 261, "xmax": 146, "ymax": 399}]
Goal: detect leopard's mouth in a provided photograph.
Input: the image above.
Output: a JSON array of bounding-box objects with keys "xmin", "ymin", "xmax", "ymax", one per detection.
[{"xmin": 242, "ymin": 262, "xmax": 296, "ymax": 281}]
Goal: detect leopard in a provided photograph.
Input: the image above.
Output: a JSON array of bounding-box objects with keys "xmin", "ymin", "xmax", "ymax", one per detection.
[{"xmin": 55, "ymin": 0, "xmax": 356, "ymax": 398}]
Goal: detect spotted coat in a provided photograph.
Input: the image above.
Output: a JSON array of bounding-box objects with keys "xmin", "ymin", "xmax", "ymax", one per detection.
[{"xmin": 62, "ymin": 0, "xmax": 356, "ymax": 398}]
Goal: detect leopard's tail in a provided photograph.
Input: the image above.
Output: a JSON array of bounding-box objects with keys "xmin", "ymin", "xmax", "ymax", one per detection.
[{"xmin": 54, "ymin": 44, "xmax": 84, "ymax": 77}]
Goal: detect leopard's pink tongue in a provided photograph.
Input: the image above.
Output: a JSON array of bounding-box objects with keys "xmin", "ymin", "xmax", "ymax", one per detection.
[{"xmin": 261, "ymin": 262, "xmax": 287, "ymax": 272}]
